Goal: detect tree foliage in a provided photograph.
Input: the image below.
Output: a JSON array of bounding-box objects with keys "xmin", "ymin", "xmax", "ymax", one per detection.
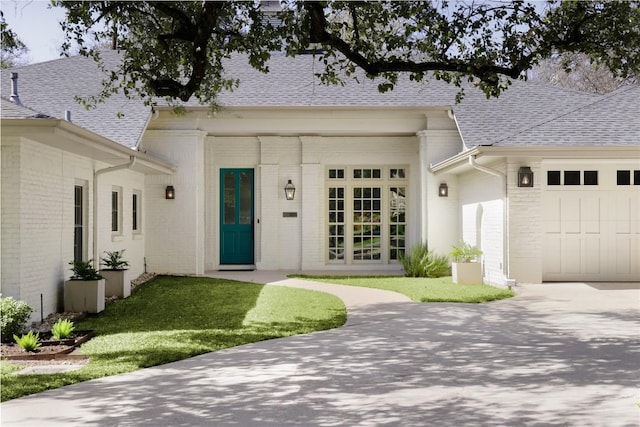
[
  {"xmin": 54, "ymin": 0, "xmax": 640, "ymax": 106},
  {"xmin": 0, "ymin": 10, "xmax": 28, "ymax": 68},
  {"xmin": 532, "ymin": 52, "xmax": 638, "ymax": 94}
]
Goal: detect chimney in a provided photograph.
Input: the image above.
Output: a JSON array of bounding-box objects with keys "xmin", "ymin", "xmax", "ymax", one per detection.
[
  {"xmin": 10, "ymin": 72, "xmax": 22, "ymax": 106},
  {"xmin": 65, "ymin": 110, "xmax": 72, "ymax": 122}
]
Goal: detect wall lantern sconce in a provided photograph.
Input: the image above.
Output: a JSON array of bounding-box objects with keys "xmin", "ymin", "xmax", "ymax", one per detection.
[
  {"xmin": 284, "ymin": 180, "xmax": 296, "ymax": 200},
  {"xmin": 438, "ymin": 183, "xmax": 449, "ymax": 197},
  {"xmin": 165, "ymin": 185, "xmax": 175, "ymax": 200},
  {"xmin": 518, "ymin": 167, "xmax": 534, "ymax": 187}
]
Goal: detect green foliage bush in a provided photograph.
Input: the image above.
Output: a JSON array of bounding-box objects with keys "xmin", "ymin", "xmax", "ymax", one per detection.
[
  {"xmin": 400, "ymin": 243, "xmax": 450, "ymax": 278},
  {"xmin": 0, "ymin": 296, "xmax": 33, "ymax": 343},
  {"xmin": 100, "ymin": 249, "xmax": 129, "ymax": 270},
  {"xmin": 13, "ymin": 330, "xmax": 41, "ymax": 352},
  {"xmin": 69, "ymin": 260, "xmax": 102, "ymax": 280},
  {"xmin": 51, "ymin": 319, "xmax": 75, "ymax": 340}
]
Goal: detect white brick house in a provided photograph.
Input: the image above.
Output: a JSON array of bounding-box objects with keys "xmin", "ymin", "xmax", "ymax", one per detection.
[{"xmin": 2, "ymin": 52, "xmax": 638, "ymax": 320}]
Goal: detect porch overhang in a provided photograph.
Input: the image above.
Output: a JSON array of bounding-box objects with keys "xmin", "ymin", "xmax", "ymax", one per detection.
[{"xmin": 1, "ymin": 118, "xmax": 176, "ymax": 175}]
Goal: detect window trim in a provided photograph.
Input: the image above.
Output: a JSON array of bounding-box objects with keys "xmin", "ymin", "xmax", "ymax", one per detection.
[{"xmin": 325, "ymin": 166, "xmax": 408, "ymax": 265}]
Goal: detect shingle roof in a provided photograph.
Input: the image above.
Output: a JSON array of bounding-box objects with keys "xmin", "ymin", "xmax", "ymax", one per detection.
[
  {"xmin": 490, "ymin": 85, "xmax": 640, "ymax": 146},
  {"xmin": 1, "ymin": 97, "xmax": 52, "ymax": 118},
  {"xmin": 3, "ymin": 50, "xmax": 635, "ymax": 150},
  {"xmin": 1, "ymin": 53, "xmax": 151, "ymax": 148}
]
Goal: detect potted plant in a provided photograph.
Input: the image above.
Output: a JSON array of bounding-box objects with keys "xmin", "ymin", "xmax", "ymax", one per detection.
[
  {"xmin": 100, "ymin": 250, "xmax": 132, "ymax": 298},
  {"xmin": 450, "ymin": 241, "xmax": 483, "ymax": 284},
  {"xmin": 64, "ymin": 260, "xmax": 105, "ymax": 313}
]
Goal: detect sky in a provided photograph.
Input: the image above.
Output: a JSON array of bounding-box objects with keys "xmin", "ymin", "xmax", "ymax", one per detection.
[{"xmin": 2, "ymin": 0, "xmax": 68, "ymax": 64}]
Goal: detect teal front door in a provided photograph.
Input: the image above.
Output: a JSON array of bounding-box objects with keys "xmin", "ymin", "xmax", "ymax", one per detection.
[{"xmin": 220, "ymin": 169, "xmax": 254, "ymax": 264}]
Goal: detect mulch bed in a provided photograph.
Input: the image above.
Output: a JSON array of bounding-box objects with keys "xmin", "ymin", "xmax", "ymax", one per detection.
[{"xmin": 1, "ymin": 330, "xmax": 94, "ymax": 361}]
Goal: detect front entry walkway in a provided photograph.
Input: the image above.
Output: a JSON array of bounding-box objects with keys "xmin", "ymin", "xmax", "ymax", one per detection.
[{"xmin": 2, "ymin": 273, "xmax": 638, "ymax": 426}]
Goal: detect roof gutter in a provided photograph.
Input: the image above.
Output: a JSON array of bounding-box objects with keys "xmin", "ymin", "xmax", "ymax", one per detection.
[
  {"xmin": 92, "ymin": 156, "xmax": 136, "ymax": 266},
  {"xmin": 468, "ymin": 155, "xmax": 514, "ymax": 286}
]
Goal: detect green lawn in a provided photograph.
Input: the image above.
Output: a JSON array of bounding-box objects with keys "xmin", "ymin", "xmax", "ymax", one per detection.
[
  {"xmin": 290, "ymin": 275, "xmax": 514, "ymax": 303},
  {"xmin": 1, "ymin": 276, "xmax": 346, "ymax": 402}
]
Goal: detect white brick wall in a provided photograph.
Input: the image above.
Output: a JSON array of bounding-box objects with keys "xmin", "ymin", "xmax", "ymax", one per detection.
[
  {"xmin": 459, "ymin": 166, "xmax": 506, "ymax": 285},
  {"xmin": 507, "ymin": 161, "xmax": 543, "ymax": 283},
  {"xmin": 142, "ymin": 130, "xmax": 206, "ymax": 275},
  {"xmin": 1, "ymin": 135, "xmax": 147, "ymax": 323}
]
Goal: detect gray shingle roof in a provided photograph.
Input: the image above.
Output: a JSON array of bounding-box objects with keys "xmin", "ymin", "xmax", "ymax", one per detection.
[
  {"xmin": 3, "ymin": 51, "xmax": 636, "ymax": 149},
  {"xmin": 1, "ymin": 97, "xmax": 52, "ymax": 118},
  {"xmin": 490, "ymin": 85, "xmax": 640, "ymax": 146},
  {"xmin": 1, "ymin": 53, "xmax": 150, "ymax": 148}
]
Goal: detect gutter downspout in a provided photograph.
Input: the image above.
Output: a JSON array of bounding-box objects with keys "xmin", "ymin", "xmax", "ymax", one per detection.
[
  {"xmin": 93, "ymin": 156, "xmax": 137, "ymax": 264},
  {"xmin": 468, "ymin": 155, "xmax": 514, "ymax": 286}
]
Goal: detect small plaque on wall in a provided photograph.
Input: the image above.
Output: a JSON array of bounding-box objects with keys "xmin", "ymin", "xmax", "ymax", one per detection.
[{"xmin": 282, "ymin": 212, "xmax": 298, "ymax": 218}]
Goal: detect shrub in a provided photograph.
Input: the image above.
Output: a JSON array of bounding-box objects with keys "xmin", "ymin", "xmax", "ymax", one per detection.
[
  {"xmin": 69, "ymin": 260, "xmax": 103, "ymax": 280},
  {"xmin": 450, "ymin": 241, "xmax": 483, "ymax": 262},
  {"xmin": 100, "ymin": 250, "xmax": 130, "ymax": 270},
  {"xmin": 13, "ymin": 330, "xmax": 41, "ymax": 352},
  {"xmin": 0, "ymin": 296, "xmax": 33, "ymax": 343},
  {"xmin": 400, "ymin": 243, "xmax": 450, "ymax": 278},
  {"xmin": 51, "ymin": 319, "xmax": 75, "ymax": 340}
]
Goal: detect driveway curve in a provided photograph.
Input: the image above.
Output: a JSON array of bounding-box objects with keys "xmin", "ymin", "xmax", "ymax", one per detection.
[{"xmin": 2, "ymin": 273, "xmax": 638, "ymax": 426}]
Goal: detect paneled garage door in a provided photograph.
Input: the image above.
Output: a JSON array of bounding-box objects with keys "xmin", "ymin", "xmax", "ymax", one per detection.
[{"xmin": 542, "ymin": 163, "xmax": 640, "ymax": 281}]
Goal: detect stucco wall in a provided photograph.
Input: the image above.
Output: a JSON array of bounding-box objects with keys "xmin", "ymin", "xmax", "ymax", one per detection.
[{"xmin": 1, "ymin": 135, "xmax": 146, "ymax": 322}]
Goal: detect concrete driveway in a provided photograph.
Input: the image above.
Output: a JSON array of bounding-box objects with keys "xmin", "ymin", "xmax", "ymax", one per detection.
[{"xmin": 2, "ymin": 274, "xmax": 639, "ymax": 426}]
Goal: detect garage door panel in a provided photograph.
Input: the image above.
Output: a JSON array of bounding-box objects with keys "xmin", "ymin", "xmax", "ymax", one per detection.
[
  {"xmin": 543, "ymin": 197, "xmax": 561, "ymax": 233},
  {"xmin": 544, "ymin": 235, "xmax": 562, "ymax": 274},
  {"xmin": 615, "ymin": 196, "xmax": 631, "ymax": 234},
  {"xmin": 584, "ymin": 238, "xmax": 601, "ymax": 274},
  {"xmin": 583, "ymin": 198, "xmax": 600, "ymax": 234},
  {"xmin": 564, "ymin": 237, "xmax": 582, "ymax": 274},
  {"xmin": 564, "ymin": 198, "xmax": 581, "ymax": 234}
]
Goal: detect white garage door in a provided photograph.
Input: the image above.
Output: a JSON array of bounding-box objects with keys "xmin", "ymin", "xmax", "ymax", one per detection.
[{"xmin": 542, "ymin": 163, "xmax": 640, "ymax": 281}]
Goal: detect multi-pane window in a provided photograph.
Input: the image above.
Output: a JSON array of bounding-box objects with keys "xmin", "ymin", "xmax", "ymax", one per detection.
[
  {"xmin": 353, "ymin": 187, "xmax": 382, "ymax": 261},
  {"xmin": 327, "ymin": 166, "xmax": 407, "ymax": 264},
  {"xmin": 547, "ymin": 170, "xmax": 599, "ymax": 186},
  {"xmin": 328, "ymin": 187, "xmax": 345, "ymax": 260},
  {"xmin": 389, "ymin": 187, "xmax": 406, "ymax": 260},
  {"xmin": 111, "ymin": 187, "xmax": 122, "ymax": 234},
  {"xmin": 74, "ymin": 185, "xmax": 84, "ymax": 262},
  {"xmin": 617, "ymin": 170, "xmax": 640, "ymax": 186},
  {"xmin": 132, "ymin": 190, "xmax": 142, "ymax": 233}
]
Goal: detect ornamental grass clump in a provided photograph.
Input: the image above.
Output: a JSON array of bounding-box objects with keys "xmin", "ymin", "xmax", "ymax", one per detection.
[
  {"xmin": 0, "ymin": 296, "xmax": 33, "ymax": 343},
  {"xmin": 13, "ymin": 330, "xmax": 41, "ymax": 352},
  {"xmin": 399, "ymin": 242, "xmax": 450, "ymax": 278},
  {"xmin": 51, "ymin": 319, "xmax": 75, "ymax": 340}
]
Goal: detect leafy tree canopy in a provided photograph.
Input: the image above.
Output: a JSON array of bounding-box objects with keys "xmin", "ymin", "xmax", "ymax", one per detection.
[
  {"xmin": 54, "ymin": 0, "xmax": 640, "ymax": 106},
  {"xmin": 1, "ymin": 10, "xmax": 28, "ymax": 68}
]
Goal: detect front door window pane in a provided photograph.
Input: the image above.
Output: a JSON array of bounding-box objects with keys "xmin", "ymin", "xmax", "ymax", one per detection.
[
  {"xmin": 223, "ymin": 172, "xmax": 235, "ymax": 224},
  {"xmin": 239, "ymin": 172, "xmax": 252, "ymax": 224}
]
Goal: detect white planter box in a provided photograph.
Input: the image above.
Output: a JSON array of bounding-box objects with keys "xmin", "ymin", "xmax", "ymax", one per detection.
[
  {"xmin": 64, "ymin": 279, "xmax": 105, "ymax": 313},
  {"xmin": 101, "ymin": 270, "xmax": 132, "ymax": 298},
  {"xmin": 452, "ymin": 262, "xmax": 483, "ymax": 285}
]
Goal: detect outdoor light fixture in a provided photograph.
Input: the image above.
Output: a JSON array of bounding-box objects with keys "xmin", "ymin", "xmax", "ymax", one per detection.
[
  {"xmin": 165, "ymin": 185, "xmax": 175, "ymax": 200},
  {"xmin": 439, "ymin": 183, "xmax": 449, "ymax": 197},
  {"xmin": 284, "ymin": 180, "xmax": 296, "ymax": 200},
  {"xmin": 518, "ymin": 167, "xmax": 534, "ymax": 187}
]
